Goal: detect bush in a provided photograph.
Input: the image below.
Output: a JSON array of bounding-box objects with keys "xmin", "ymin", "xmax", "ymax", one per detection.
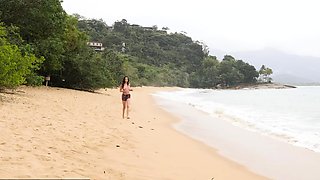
[
  {"xmin": 25, "ymin": 73, "xmax": 44, "ymax": 86},
  {"xmin": 0, "ymin": 24, "xmax": 43, "ymax": 89}
]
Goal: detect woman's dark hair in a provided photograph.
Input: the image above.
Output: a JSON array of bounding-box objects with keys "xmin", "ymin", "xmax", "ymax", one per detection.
[{"xmin": 121, "ymin": 76, "xmax": 129, "ymax": 89}]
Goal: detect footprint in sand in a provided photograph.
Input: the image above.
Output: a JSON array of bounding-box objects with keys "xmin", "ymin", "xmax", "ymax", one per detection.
[
  {"xmin": 15, "ymin": 144, "xmax": 23, "ymax": 151},
  {"xmin": 48, "ymin": 146, "xmax": 56, "ymax": 150},
  {"xmin": 36, "ymin": 154, "xmax": 52, "ymax": 161},
  {"xmin": 1, "ymin": 156, "xmax": 12, "ymax": 161}
]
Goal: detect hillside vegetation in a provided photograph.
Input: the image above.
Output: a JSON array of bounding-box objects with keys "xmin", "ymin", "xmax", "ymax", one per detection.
[{"xmin": 0, "ymin": 0, "xmax": 260, "ymax": 90}]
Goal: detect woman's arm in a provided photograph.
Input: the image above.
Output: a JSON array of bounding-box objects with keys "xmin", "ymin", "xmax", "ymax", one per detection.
[{"xmin": 119, "ymin": 85, "xmax": 123, "ymax": 92}]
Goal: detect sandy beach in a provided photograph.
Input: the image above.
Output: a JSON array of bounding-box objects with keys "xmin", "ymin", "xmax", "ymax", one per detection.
[{"xmin": 0, "ymin": 86, "xmax": 266, "ymax": 179}]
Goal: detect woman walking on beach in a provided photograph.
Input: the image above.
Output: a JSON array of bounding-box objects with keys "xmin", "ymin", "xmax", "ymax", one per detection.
[{"xmin": 120, "ymin": 76, "xmax": 132, "ymax": 119}]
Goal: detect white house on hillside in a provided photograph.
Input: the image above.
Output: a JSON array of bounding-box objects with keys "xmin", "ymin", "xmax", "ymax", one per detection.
[{"xmin": 87, "ymin": 42, "xmax": 105, "ymax": 51}]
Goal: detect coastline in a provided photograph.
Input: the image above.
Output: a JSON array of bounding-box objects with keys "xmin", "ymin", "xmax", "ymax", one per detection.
[
  {"xmin": 154, "ymin": 87, "xmax": 320, "ymax": 180},
  {"xmin": 0, "ymin": 86, "xmax": 266, "ymax": 179},
  {"xmin": 225, "ymin": 82, "xmax": 297, "ymax": 90}
]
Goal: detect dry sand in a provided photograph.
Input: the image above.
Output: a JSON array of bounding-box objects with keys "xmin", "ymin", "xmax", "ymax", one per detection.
[{"xmin": 0, "ymin": 86, "xmax": 267, "ymax": 179}]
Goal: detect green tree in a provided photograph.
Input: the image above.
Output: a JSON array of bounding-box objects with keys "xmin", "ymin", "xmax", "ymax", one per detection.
[
  {"xmin": 60, "ymin": 49, "xmax": 125, "ymax": 90},
  {"xmin": 0, "ymin": 0, "xmax": 66, "ymax": 43},
  {"xmin": 236, "ymin": 60, "xmax": 259, "ymax": 83},
  {"xmin": 259, "ymin": 65, "xmax": 273, "ymax": 83},
  {"xmin": 113, "ymin": 19, "xmax": 129, "ymax": 34},
  {"xmin": 218, "ymin": 55, "xmax": 244, "ymax": 86},
  {"xmin": 63, "ymin": 16, "xmax": 88, "ymax": 54},
  {"xmin": 0, "ymin": 24, "xmax": 43, "ymax": 89},
  {"xmin": 0, "ymin": 0, "xmax": 67, "ymax": 76},
  {"xmin": 190, "ymin": 56, "xmax": 219, "ymax": 88}
]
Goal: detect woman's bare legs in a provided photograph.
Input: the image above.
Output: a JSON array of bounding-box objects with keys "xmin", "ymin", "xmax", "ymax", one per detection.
[
  {"xmin": 122, "ymin": 101, "xmax": 126, "ymax": 119},
  {"xmin": 122, "ymin": 99, "xmax": 130, "ymax": 119},
  {"xmin": 126, "ymin": 99, "xmax": 130, "ymax": 119}
]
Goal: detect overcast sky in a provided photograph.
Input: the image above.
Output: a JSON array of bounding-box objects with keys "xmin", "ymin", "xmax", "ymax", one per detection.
[{"xmin": 62, "ymin": 0, "xmax": 320, "ymax": 58}]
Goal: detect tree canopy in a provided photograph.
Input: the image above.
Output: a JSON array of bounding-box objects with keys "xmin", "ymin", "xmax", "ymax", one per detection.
[
  {"xmin": 0, "ymin": 23, "xmax": 43, "ymax": 89},
  {"xmin": 259, "ymin": 65, "xmax": 273, "ymax": 83}
]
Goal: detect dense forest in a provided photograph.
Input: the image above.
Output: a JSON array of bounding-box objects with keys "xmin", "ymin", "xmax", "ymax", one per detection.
[{"xmin": 0, "ymin": 0, "xmax": 267, "ymax": 91}]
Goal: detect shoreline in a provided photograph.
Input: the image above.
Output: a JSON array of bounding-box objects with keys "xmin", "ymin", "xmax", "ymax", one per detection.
[
  {"xmin": 154, "ymin": 88, "xmax": 320, "ymax": 180},
  {"xmin": 225, "ymin": 82, "xmax": 296, "ymax": 90},
  {"xmin": 0, "ymin": 86, "xmax": 266, "ymax": 179}
]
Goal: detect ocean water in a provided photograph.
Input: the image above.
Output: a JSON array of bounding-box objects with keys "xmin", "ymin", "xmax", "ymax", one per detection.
[{"xmin": 153, "ymin": 86, "xmax": 320, "ymax": 153}]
